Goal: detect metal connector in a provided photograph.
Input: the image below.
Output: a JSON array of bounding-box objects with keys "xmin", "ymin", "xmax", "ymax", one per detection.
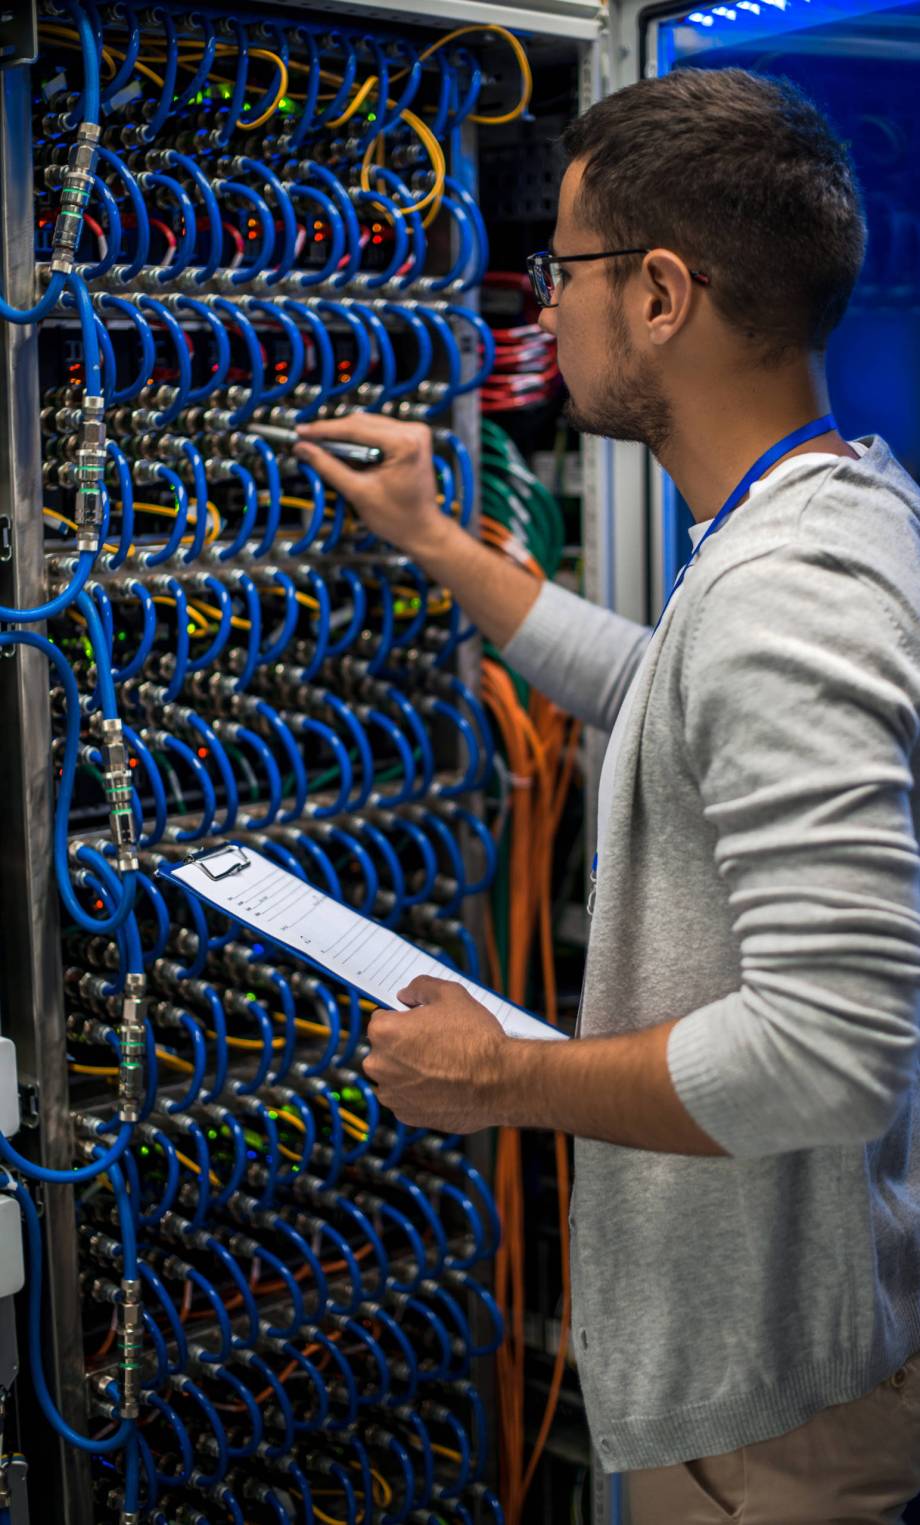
[
  {"xmin": 118, "ymin": 1276, "xmax": 142, "ymax": 1419},
  {"xmin": 74, "ymin": 393, "xmax": 106, "ymax": 552},
  {"xmin": 49, "ymin": 122, "xmax": 101, "ymax": 275},
  {"xmin": 100, "ymin": 718, "xmax": 138, "ymax": 873},
  {"xmin": 118, "ymin": 971, "xmax": 145, "ymax": 1124}
]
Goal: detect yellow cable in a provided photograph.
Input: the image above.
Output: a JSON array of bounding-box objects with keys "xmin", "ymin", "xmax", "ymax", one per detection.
[
  {"xmin": 191, "ymin": 599, "xmax": 253, "ymax": 634},
  {"xmin": 267, "ymin": 585, "xmax": 320, "ymax": 613},
  {"xmin": 203, "ymin": 1029, "xmax": 286, "ymax": 1053},
  {"xmin": 151, "ymin": 595, "xmax": 211, "ymax": 635},
  {"xmin": 270, "ymin": 1009, "xmax": 332, "ymax": 1040},
  {"xmin": 325, "ymin": 72, "xmax": 379, "ymax": 129},
  {"xmin": 69, "ymin": 1062, "xmax": 119, "ymax": 1077},
  {"xmin": 415, "ymin": 23, "xmax": 533, "ymax": 124},
  {"xmin": 155, "ymin": 1048, "xmax": 195, "ymax": 1074},
  {"xmin": 430, "ymin": 1442, "xmax": 464, "ymax": 1463},
  {"xmin": 173, "ymin": 1149, "xmax": 222, "ymax": 1189},
  {"xmin": 37, "ymin": 24, "xmax": 118, "ymax": 79},
  {"xmin": 361, "ymin": 106, "xmax": 446, "ymax": 226},
  {"xmin": 44, "ymin": 508, "xmax": 124, "ymax": 557}
]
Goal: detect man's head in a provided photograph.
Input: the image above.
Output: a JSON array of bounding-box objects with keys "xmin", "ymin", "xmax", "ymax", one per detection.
[{"xmin": 540, "ymin": 68, "xmax": 867, "ymax": 451}]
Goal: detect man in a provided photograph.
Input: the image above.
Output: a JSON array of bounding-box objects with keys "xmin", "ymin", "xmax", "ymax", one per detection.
[{"xmin": 296, "ymin": 68, "xmax": 920, "ymax": 1524}]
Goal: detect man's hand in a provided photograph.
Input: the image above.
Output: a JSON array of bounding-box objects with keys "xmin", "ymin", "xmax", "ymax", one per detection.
[
  {"xmin": 362, "ymin": 976, "xmax": 511, "ymax": 1132},
  {"xmin": 295, "ymin": 413, "xmax": 458, "ymax": 565}
]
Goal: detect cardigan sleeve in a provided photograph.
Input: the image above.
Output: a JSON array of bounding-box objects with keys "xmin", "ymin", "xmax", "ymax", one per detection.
[
  {"xmin": 500, "ymin": 579, "xmax": 651, "ymax": 733},
  {"xmin": 667, "ymin": 544, "xmax": 920, "ymax": 1156}
]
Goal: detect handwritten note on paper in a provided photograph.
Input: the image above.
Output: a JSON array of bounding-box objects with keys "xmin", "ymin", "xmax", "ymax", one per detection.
[{"xmin": 166, "ymin": 845, "xmax": 567, "ymax": 1043}]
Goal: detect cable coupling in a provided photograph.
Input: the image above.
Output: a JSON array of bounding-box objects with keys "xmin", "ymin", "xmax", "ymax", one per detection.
[
  {"xmin": 100, "ymin": 718, "xmax": 139, "ymax": 873},
  {"xmin": 49, "ymin": 122, "xmax": 101, "ymax": 276},
  {"xmin": 74, "ymin": 393, "xmax": 106, "ymax": 553},
  {"xmin": 118, "ymin": 971, "xmax": 146, "ymax": 1124},
  {"xmin": 118, "ymin": 1276, "xmax": 142, "ymax": 1420}
]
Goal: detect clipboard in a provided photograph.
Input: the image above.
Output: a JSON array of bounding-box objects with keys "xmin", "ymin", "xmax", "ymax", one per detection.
[{"xmin": 157, "ymin": 844, "xmax": 568, "ymax": 1043}]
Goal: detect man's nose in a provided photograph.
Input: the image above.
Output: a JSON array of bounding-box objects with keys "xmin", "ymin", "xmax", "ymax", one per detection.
[{"xmin": 537, "ymin": 306, "xmax": 556, "ymax": 336}]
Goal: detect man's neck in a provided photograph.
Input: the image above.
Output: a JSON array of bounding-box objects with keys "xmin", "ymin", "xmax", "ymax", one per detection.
[{"xmin": 656, "ymin": 357, "xmax": 858, "ymax": 524}]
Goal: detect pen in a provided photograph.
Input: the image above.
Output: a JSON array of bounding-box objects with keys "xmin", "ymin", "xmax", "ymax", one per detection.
[{"xmin": 245, "ymin": 424, "xmax": 384, "ymax": 469}]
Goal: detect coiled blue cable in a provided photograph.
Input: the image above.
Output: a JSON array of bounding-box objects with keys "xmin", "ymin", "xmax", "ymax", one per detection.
[{"xmin": 5, "ymin": 1175, "xmax": 133, "ymax": 1449}]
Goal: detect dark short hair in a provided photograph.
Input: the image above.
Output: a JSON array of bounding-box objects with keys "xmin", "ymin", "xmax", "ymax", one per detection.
[{"xmin": 562, "ymin": 68, "xmax": 866, "ymax": 361}]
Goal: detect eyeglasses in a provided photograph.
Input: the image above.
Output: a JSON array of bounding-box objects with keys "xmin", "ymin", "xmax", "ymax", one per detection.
[{"xmin": 526, "ymin": 248, "xmax": 712, "ymax": 309}]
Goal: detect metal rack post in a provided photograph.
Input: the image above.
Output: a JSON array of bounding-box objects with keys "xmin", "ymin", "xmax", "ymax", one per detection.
[{"xmin": 0, "ymin": 65, "xmax": 92, "ymax": 1525}]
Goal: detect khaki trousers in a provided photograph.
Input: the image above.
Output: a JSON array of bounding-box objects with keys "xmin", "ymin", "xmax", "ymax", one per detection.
[{"xmin": 625, "ymin": 1352, "xmax": 920, "ymax": 1525}]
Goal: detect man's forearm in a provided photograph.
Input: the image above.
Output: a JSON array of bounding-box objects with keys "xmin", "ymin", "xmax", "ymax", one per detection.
[
  {"xmin": 414, "ymin": 516, "xmax": 542, "ymax": 651},
  {"xmin": 493, "ymin": 1020, "xmax": 727, "ymax": 1156}
]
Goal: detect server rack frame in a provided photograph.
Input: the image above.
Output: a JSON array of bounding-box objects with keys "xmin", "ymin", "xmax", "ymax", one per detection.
[{"xmin": 0, "ymin": 4, "xmax": 611, "ymax": 1523}]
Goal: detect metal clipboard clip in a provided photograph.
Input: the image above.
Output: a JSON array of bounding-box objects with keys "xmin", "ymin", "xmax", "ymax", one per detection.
[{"xmin": 194, "ymin": 845, "xmax": 251, "ymax": 881}]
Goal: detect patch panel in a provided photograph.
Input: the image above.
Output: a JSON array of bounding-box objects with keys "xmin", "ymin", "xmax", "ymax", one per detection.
[{"xmin": 0, "ymin": 5, "xmax": 537, "ymax": 1520}]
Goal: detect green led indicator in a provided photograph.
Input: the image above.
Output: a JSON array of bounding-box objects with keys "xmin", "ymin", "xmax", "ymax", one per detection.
[
  {"xmin": 367, "ymin": 112, "xmax": 377, "ymax": 122},
  {"xmin": 279, "ymin": 96, "xmax": 296, "ymax": 114}
]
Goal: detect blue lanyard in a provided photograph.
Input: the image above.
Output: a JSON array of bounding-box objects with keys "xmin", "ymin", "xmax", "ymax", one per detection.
[{"xmin": 653, "ymin": 412, "xmax": 838, "ymax": 633}]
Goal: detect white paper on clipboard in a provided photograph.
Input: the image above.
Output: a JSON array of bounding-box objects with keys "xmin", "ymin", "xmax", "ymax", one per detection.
[{"xmin": 165, "ymin": 845, "xmax": 568, "ymax": 1043}]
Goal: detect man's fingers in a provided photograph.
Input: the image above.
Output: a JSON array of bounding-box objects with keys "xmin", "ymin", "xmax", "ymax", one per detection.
[
  {"xmin": 397, "ymin": 975, "xmax": 450, "ymax": 1006},
  {"xmin": 294, "ymin": 441, "xmax": 366, "ymax": 501},
  {"xmin": 367, "ymin": 1007, "xmax": 398, "ymax": 1045},
  {"xmin": 297, "ymin": 412, "xmax": 395, "ymax": 447}
]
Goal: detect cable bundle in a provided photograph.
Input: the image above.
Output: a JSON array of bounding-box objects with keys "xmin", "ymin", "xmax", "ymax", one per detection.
[
  {"xmin": 478, "ymin": 423, "xmax": 580, "ymax": 1525},
  {"xmin": 480, "ymin": 275, "xmax": 561, "ymax": 415},
  {"xmin": 0, "ymin": 6, "xmax": 535, "ymax": 1520}
]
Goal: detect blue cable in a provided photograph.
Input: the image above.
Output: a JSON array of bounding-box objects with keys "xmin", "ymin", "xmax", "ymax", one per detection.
[
  {"xmin": 95, "ymin": 147, "xmax": 149, "ymax": 281},
  {"xmin": 177, "ymin": 1376, "xmax": 229, "ymax": 1484},
  {"xmin": 177, "ymin": 295, "xmax": 231, "ymax": 402},
  {"xmin": 139, "ymin": 3, "xmax": 179, "ymax": 142},
  {"xmin": 288, "ymin": 183, "xmax": 347, "ymax": 286},
  {"xmin": 140, "ymin": 1129, "xmax": 181, "ymax": 1228},
  {"xmin": 187, "ymin": 575, "xmax": 233, "ymax": 671},
  {"xmin": 299, "ymin": 718, "xmax": 353, "ymax": 819},
  {"xmin": 104, "ymin": 438, "xmax": 135, "ymax": 567},
  {"xmin": 444, "ymin": 174, "xmax": 489, "ymax": 285},
  {"xmin": 144, "ymin": 1393, "xmax": 194, "ymax": 1486},
  {"xmin": 248, "ymin": 436, "xmax": 282, "ymax": 557},
  {"xmin": 216, "ymin": 463, "xmax": 260, "ymax": 563},
  {"xmin": 143, "ymin": 172, "xmax": 197, "ymax": 280},
  {"xmin": 98, "ymin": 295, "xmax": 154, "ymax": 405},
  {"xmin": 240, "ymin": 158, "xmax": 297, "ymax": 281},
  {"xmin": 138, "ymin": 1264, "xmax": 187, "ymax": 1373},
  {"xmin": 184, "ymin": 711, "xmax": 238, "ymax": 831},
  {"xmin": 5, "ymin": 1176, "xmax": 132, "ymax": 1449},
  {"xmin": 59, "ymin": 0, "xmax": 102, "ymax": 122},
  {"xmin": 161, "ymin": 734, "xmax": 217, "ymax": 840},
  {"xmin": 137, "ymin": 295, "xmax": 192, "ymax": 425},
  {"xmin": 313, "ymin": 299, "xmax": 373, "ymax": 394},
  {"xmin": 220, "ymin": 179, "xmax": 275, "ymax": 283},
  {"xmin": 246, "ymin": 299, "xmax": 305, "ymax": 403},
  {"xmin": 176, "ymin": 435, "xmax": 210, "ymax": 562},
  {"xmin": 82, "ymin": 174, "xmax": 122, "ymax": 279},
  {"xmin": 210, "ymin": 1106, "xmax": 247, "ymax": 1210},
  {"xmin": 258, "ymin": 572, "xmax": 299, "ymax": 665},
  {"xmin": 113, "ymin": 581, "xmax": 156, "ymax": 681},
  {"xmin": 212, "ymin": 1366, "xmax": 262, "ymax": 1457},
  {"xmin": 101, "ymin": 1, "xmax": 140, "ymax": 106},
  {"xmin": 135, "ymin": 870, "xmax": 169, "ymax": 957},
  {"xmin": 172, "ymin": 12, "xmax": 216, "ymax": 109},
  {"xmin": 165, "ymin": 152, "xmax": 223, "ymax": 281}
]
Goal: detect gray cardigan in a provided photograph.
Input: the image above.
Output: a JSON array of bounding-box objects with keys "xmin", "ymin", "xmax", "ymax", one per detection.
[{"xmin": 502, "ymin": 436, "xmax": 920, "ymax": 1471}]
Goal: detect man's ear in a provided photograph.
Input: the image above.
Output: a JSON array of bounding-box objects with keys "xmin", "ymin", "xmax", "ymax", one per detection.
[{"xmin": 641, "ymin": 249, "xmax": 697, "ymax": 346}]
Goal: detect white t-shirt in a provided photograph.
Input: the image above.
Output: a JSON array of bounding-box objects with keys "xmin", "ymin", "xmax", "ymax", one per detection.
[{"xmin": 592, "ymin": 444, "xmax": 870, "ymax": 879}]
